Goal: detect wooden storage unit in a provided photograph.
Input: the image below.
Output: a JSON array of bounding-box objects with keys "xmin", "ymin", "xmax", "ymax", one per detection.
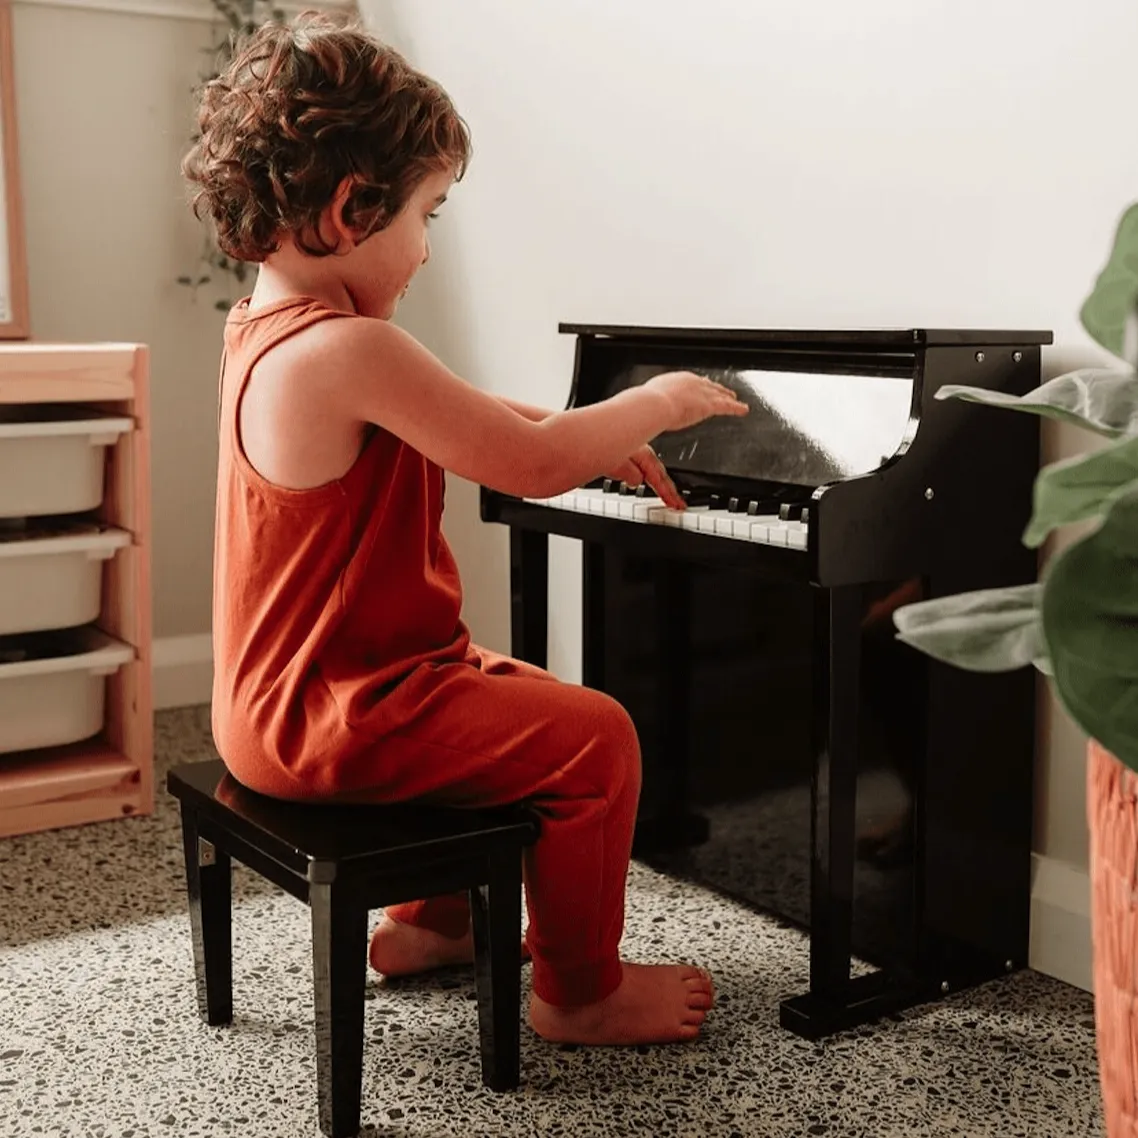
[{"xmin": 0, "ymin": 343, "xmax": 152, "ymax": 838}]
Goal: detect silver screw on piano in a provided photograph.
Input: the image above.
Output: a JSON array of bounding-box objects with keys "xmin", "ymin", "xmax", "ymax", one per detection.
[
  {"xmin": 975, "ymin": 351, "xmax": 985, "ymax": 363},
  {"xmin": 1013, "ymin": 351, "xmax": 1023, "ymax": 363},
  {"xmin": 940, "ymin": 980, "xmax": 950, "ymax": 993},
  {"xmin": 925, "ymin": 488, "xmax": 934, "ymax": 501},
  {"xmin": 1005, "ymin": 959, "xmax": 1014, "ymax": 971}
]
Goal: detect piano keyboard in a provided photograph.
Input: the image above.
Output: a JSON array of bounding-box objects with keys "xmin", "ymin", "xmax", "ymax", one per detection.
[{"xmin": 522, "ymin": 486, "xmax": 809, "ymax": 550}]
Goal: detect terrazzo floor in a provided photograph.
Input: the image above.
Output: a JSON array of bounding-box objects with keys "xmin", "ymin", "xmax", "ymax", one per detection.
[{"xmin": 0, "ymin": 707, "xmax": 1105, "ymax": 1138}]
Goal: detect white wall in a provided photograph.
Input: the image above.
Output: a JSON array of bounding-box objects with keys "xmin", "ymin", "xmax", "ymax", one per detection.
[
  {"xmin": 12, "ymin": 0, "xmax": 1126, "ymax": 988},
  {"xmin": 366, "ymin": 0, "xmax": 1138, "ymax": 990}
]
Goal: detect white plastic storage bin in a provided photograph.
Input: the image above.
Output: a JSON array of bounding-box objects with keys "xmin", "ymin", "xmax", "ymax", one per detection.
[
  {"xmin": 0, "ymin": 405, "xmax": 134, "ymax": 518},
  {"xmin": 0, "ymin": 627, "xmax": 134, "ymax": 753},
  {"xmin": 0, "ymin": 522, "xmax": 131, "ymax": 635}
]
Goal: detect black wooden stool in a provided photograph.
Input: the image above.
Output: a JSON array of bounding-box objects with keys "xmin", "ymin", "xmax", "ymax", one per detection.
[{"xmin": 167, "ymin": 759, "xmax": 540, "ymax": 1138}]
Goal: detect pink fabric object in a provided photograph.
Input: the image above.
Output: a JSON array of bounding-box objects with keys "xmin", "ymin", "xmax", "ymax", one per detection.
[{"xmin": 1088, "ymin": 738, "xmax": 1138, "ymax": 1137}]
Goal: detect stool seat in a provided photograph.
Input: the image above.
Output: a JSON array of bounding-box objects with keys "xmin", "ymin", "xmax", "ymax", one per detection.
[
  {"xmin": 169, "ymin": 759, "xmax": 540, "ymax": 880},
  {"xmin": 167, "ymin": 758, "xmax": 540, "ymax": 1138}
]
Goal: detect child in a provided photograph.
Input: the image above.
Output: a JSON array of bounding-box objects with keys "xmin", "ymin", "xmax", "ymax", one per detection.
[{"xmin": 183, "ymin": 9, "xmax": 748, "ymax": 1046}]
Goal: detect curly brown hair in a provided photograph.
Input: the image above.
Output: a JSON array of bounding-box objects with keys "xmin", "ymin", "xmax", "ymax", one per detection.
[{"xmin": 182, "ymin": 9, "xmax": 470, "ymax": 263}]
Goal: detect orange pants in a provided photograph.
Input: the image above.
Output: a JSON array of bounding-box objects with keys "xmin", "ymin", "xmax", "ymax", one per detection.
[{"xmin": 343, "ymin": 646, "xmax": 641, "ymax": 1008}]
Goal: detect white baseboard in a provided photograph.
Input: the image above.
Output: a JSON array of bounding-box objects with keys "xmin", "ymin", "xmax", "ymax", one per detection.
[
  {"xmin": 152, "ymin": 633, "xmax": 212, "ymax": 711},
  {"xmin": 1029, "ymin": 853, "xmax": 1092, "ymax": 992}
]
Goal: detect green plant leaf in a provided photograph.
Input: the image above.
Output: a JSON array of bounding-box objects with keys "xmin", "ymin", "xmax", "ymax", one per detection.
[
  {"xmin": 1080, "ymin": 202, "xmax": 1138, "ymax": 360},
  {"xmin": 1041, "ymin": 483, "xmax": 1138, "ymax": 772},
  {"xmin": 1023, "ymin": 437, "xmax": 1138, "ymax": 548},
  {"xmin": 936, "ymin": 368, "xmax": 1138, "ymax": 438},
  {"xmin": 892, "ymin": 584, "xmax": 1049, "ymax": 673}
]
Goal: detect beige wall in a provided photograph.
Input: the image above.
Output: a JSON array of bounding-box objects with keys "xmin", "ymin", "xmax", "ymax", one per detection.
[
  {"xmin": 362, "ymin": 1, "xmax": 1134, "ymax": 891},
  {"xmin": 14, "ymin": 0, "xmax": 225, "ymax": 638},
  {"xmin": 12, "ymin": 0, "xmax": 1130, "ymax": 983}
]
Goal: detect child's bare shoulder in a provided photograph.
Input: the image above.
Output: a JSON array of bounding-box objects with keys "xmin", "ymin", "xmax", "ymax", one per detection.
[{"xmin": 253, "ymin": 310, "xmax": 404, "ymax": 400}]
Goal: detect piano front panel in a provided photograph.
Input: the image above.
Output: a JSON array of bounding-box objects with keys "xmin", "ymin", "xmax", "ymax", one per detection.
[
  {"xmin": 595, "ymin": 549, "xmax": 928, "ymax": 977},
  {"xmin": 573, "ymin": 339, "xmax": 920, "ymax": 496}
]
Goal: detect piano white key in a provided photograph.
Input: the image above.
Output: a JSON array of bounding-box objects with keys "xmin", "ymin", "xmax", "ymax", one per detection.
[
  {"xmin": 746, "ymin": 515, "xmax": 780, "ymax": 544},
  {"xmin": 531, "ymin": 487, "xmax": 809, "ymax": 550}
]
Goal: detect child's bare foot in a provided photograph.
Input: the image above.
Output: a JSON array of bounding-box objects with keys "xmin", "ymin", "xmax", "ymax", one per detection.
[
  {"xmin": 368, "ymin": 915, "xmax": 533, "ymax": 978},
  {"xmin": 529, "ymin": 963, "xmax": 715, "ymax": 1045},
  {"xmin": 368, "ymin": 915, "xmax": 473, "ymax": 978}
]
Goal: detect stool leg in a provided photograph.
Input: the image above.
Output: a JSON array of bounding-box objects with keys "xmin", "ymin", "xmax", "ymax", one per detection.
[
  {"xmin": 470, "ymin": 848, "xmax": 523, "ymax": 1091},
  {"xmin": 311, "ymin": 880, "xmax": 367, "ymax": 1138},
  {"xmin": 179, "ymin": 808, "xmax": 232, "ymax": 1026}
]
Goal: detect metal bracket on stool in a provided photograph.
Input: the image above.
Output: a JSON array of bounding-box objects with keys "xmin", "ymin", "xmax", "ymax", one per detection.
[{"xmin": 198, "ymin": 838, "xmax": 217, "ymax": 867}]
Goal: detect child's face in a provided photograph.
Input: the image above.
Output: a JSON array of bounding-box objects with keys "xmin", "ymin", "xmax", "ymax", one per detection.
[{"xmin": 345, "ymin": 167, "xmax": 454, "ymax": 320}]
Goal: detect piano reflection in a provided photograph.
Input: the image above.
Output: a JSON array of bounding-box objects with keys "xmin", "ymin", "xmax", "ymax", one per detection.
[{"xmin": 481, "ymin": 324, "xmax": 1051, "ymax": 1039}]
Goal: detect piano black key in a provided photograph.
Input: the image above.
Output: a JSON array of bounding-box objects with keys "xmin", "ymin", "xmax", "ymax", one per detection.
[
  {"xmin": 602, "ymin": 478, "xmax": 620, "ymax": 493},
  {"xmin": 747, "ymin": 499, "xmax": 783, "ymax": 516},
  {"xmin": 681, "ymin": 489, "xmax": 718, "ymax": 508},
  {"xmin": 779, "ymin": 502, "xmax": 811, "ymax": 523}
]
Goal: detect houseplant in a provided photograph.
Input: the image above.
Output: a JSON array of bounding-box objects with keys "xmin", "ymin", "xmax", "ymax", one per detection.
[{"xmin": 892, "ymin": 202, "xmax": 1138, "ymax": 1137}]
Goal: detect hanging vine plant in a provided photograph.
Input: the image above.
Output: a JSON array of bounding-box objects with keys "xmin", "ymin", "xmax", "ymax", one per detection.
[{"xmin": 179, "ymin": 0, "xmax": 284, "ymax": 311}]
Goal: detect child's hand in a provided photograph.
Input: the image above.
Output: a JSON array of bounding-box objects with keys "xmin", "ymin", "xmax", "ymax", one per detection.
[
  {"xmin": 605, "ymin": 445, "xmax": 684, "ymax": 509},
  {"xmin": 645, "ymin": 371, "xmax": 749, "ymax": 431}
]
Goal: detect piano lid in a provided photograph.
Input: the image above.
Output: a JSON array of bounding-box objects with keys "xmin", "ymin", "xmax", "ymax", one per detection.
[{"xmin": 561, "ymin": 324, "xmax": 1055, "ymax": 348}]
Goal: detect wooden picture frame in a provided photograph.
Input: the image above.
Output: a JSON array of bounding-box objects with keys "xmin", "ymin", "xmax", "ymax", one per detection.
[{"xmin": 0, "ymin": 0, "xmax": 28, "ymax": 339}]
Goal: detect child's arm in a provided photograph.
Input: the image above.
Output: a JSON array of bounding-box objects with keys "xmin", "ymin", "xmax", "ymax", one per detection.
[
  {"xmin": 497, "ymin": 396, "xmax": 552, "ymax": 422},
  {"xmin": 321, "ymin": 318, "xmax": 746, "ymax": 498}
]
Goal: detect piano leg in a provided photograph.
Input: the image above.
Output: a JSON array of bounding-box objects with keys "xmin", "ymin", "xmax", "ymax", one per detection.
[
  {"xmin": 780, "ymin": 585, "xmax": 923, "ymax": 1038},
  {"xmin": 581, "ymin": 541, "xmax": 605, "ymax": 690},
  {"xmin": 631, "ymin": 559, "xmax": 709, "ymax": 854},
  {"xmin": 509, "ymin": 528, "xmax": 548, "ymax": 669},
  {"xmin": 509, "ymin": 527, "xmax": 548, "ymax": 669}
]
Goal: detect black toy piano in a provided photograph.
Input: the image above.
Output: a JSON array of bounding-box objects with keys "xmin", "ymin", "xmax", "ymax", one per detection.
[{"xmin": 480, "ymin": 323, "xmax": 1052, "ymax": 1039}]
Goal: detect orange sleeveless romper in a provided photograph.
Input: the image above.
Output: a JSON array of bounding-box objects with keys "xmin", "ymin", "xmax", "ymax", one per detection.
[{"xmin": 212, "ymin": 297, "xmax": 640, "ymax": 1007}]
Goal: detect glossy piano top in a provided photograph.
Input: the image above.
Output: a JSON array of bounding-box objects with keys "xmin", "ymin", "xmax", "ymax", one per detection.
[{"xmin": 560, "ymin": 324, "xmax": 1054, "ymax": 347}]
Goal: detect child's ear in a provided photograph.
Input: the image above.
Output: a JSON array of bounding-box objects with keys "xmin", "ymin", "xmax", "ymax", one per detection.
[{"xmin": 325, "ymin": 175, "xmax": 362, "ymax": 253}]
